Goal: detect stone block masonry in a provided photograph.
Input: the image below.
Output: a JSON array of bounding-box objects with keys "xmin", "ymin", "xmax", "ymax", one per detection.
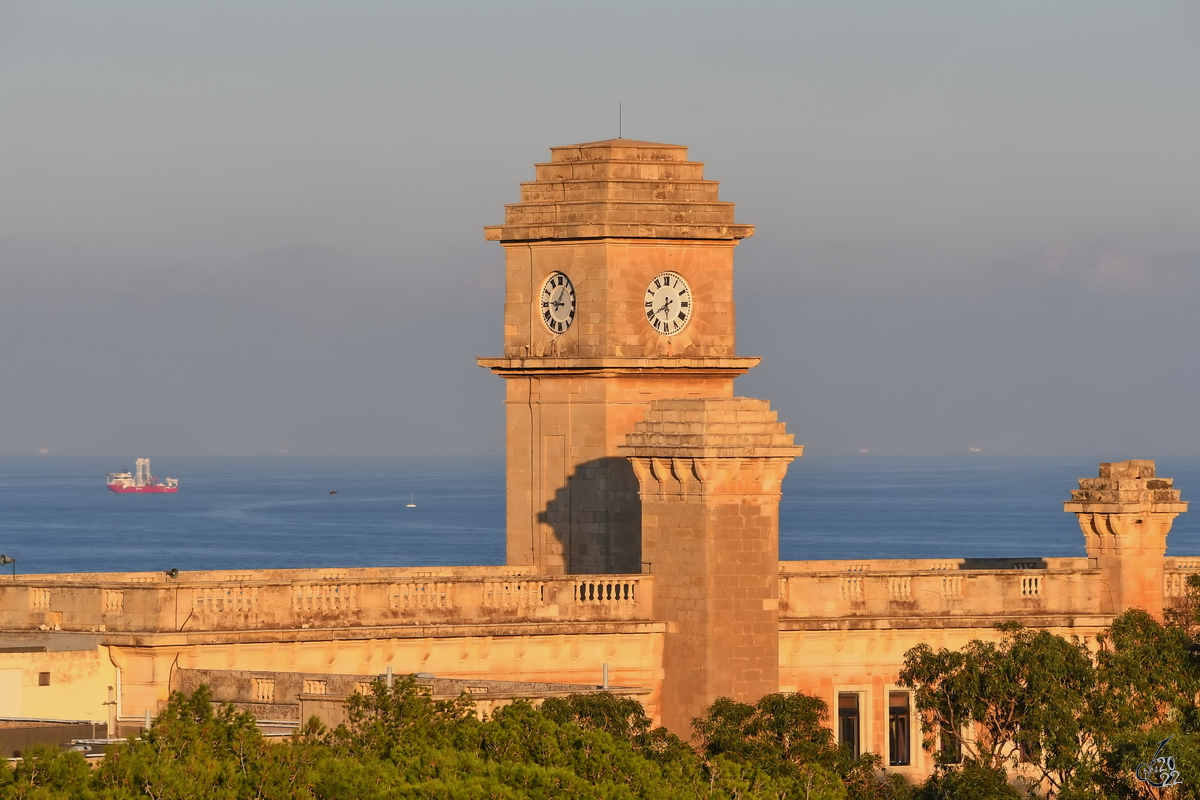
[
  {"xmin": 480, "ymin": 139, "xmax": 760, "ymax": 576},
  {"xmin": 1065, "ymin": 460, "xmax": 1187, "ymax": 616},
  {"xmin": 622, "ymin": 397, "xmax": 802, "ymax": 736}
]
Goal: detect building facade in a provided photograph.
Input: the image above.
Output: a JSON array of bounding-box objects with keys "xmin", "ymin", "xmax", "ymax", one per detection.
[{"xmin": 0, "ymin": 140, "xmax": 1192, "ymax": 780}]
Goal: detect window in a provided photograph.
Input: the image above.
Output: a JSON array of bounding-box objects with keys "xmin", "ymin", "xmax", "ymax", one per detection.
[
  {"xmin": 1018, "ymin": 734, "xmax": 1041, "ymax": 764},
  {"xmin": 940, "ymin": 725, "xmax": 962, "ymax": 764},
  {"xmin": 888, "ymin": 692, "xmax": 910, "ymax": 766},
  {"xmin": 837, "ymin": 693, "xmax": 861, "ymax": 759},
  {"xmin": 38, "ymin": 672, "xmax": 50, "ymax": 686}
]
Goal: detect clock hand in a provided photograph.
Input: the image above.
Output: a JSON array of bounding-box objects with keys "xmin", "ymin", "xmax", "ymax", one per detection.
[
  {"xmin": 656, "ymin": 297, "xmax": 672, "ymax": 318},
  {"xmin": 551, "ymin": 288, "xmax": 565, "ymax": 310}
]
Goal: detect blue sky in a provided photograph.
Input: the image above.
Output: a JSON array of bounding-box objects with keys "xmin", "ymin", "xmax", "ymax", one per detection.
[{"xmin": 1, "ymin": 1, "xmax": 1198, "ymax": 456}]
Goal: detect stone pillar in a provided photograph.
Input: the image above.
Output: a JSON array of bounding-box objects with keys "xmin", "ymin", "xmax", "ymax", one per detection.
[
  {"xmin": 1064, "ymin": 460, "xmax": 1187, "ymax": 617},
  {"xmin": 621, "ymin": 398, "xmax": 802, "ymax": 737}
]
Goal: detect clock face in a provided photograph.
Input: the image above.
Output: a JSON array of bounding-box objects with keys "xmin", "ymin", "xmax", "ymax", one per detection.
[
  {"xmin": 539, "ymin": 272, "xmax": 576, "ymax": 334},
  {"xmin": 644, "ymin": 271, "xmax": 692, "ymax": 335}
]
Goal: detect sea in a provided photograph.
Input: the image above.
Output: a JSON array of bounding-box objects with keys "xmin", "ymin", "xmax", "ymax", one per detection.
[{"xmin": 2, "ymin": 455, "xmax": 1199, "ymax": 576}]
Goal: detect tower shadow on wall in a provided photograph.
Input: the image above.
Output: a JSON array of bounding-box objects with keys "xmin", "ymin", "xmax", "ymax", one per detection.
[{"xmin": 537, "ymin": 457, "xmax": 642, "ymax": 575}]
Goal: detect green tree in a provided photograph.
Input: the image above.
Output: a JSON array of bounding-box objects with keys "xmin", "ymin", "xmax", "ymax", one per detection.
[
  {"xmin": 539, "ymin": 692, "xmax": 694, "ymax": 764},
  {"xmin": 333, "ymin": 675, "xmax": 478, "ymax": 756},
  {"xmin": 692, "ymin": 692, "xmax": 890, "ymax": 799},
  {"xmin": 2, "ymin": 745, "xmax": 95, "ymax": 800},
  {"xmin": 1088, "ymin": 601, "xmax": 1200, "ymax": 799},
  {"xmin": 899, "ymin": 599, "xmax": 1200, "ymax": 800},
  {"xmin": 330, "ymin": 676, "xmax": 805, "ymax": 798},
  {"xmin": 910, "ymin": 763, "xmax": 1021, "ymax": 800},
  {"xmin": 94, "ymin": 684, "xmax": 275, "ymax": 800},
  {"xmin": 899, "ymin": 623, "xmax": 1097, "ymax": 796}
]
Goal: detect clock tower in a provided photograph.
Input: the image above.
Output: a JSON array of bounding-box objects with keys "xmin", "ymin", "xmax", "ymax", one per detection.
[{"xmin": 479, "ymin": 139, "xmax": 758, "ymax": 574}]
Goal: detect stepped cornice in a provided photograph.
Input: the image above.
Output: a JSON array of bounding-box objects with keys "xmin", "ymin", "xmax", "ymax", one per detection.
[{"xmin": 485, "ymin": 139, "xmax": 755, "ymax": 242}]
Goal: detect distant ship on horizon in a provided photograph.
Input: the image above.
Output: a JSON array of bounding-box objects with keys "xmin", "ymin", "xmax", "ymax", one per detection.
[{"xmin": 106, "ymin": 458, "xmax": 178, "ymax": 493}]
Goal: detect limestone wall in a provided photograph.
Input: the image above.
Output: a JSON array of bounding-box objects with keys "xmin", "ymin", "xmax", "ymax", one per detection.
[
  {"xmin": 3, "ymin": 555, "xmax": 1198, "ymax": 765},
  {"xmin": 0, "ymin": 645, "xmax": 115, "ymax": 723},
  {"xmin": 0, "ymin": 568, "xmax": 651, "ymax": 633},
  {"xmin": 780, "ymin": 557, "xmax": 1104, "ymax": 623}
]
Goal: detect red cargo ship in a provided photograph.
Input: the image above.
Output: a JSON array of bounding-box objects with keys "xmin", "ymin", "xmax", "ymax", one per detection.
[{"xmin": 106, "ymin": 458, "xmax": 178, "ymax": 493}]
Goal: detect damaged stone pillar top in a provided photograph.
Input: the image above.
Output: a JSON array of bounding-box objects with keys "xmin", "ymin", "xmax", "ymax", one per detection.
[
  {"xmin": 1064, "ymin": 459, "xmax": 1187, "ymax": 617},
  {"xmin": 1064, "ymin": 460, "xmax": 1187, "ymax": 514}
]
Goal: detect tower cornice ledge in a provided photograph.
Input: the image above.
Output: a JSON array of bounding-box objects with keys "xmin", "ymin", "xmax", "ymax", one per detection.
[
  {"xmin": 1063, "ymin": 502, "xmax": 1188, "ymax": 514},
  {"xmin": 477, "ymin": 356, "xmax": 760, "ymax": 377},
  {"xmin": 484, "ymin": 224, "xmax": 755, "ymax": 242}
]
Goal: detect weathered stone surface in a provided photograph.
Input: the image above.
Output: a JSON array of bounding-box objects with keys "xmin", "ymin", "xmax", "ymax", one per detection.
[
  {"xmin": 1064, "ymin": 460, "xmax": 1187, "ymax": 616},
  {"xmin": 484, "ymin": 139, "xmax": 754, "ymax": 242},
  {"xmin": 1065, "ymin": 459, "xmax": 1187, "ymax": 511},
  {"xmin": 480, "ymin": 141, "xmax": 760, "ymax": 576},
  {"xmin": 622, "ymin": 397, "xmax": 800, "ymax": 459},
  {"xmin": 621, "ymin": 398, "xmax": 800, "ymax": 737}
]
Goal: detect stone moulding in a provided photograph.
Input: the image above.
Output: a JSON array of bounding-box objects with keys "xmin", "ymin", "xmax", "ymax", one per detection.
[
  {"xmin": 627, "ymin": 455, "xmax": 795, "ymax": 498},
  {"xmin": 0, "ymin": 573, "xmax": 654, "ymax": 635},
  {"xmin": 476, "ymin": 356, "xmax": 761, "ymax": 379}
]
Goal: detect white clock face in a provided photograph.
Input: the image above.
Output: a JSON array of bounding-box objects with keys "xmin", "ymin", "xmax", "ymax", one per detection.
[
  {"xmin": 644, "ymin": 271, "xmax": 692, "ymax": 335},
  {"xmin": 539, "ymin": 272, "xmax": 576, "ymax": 334}
]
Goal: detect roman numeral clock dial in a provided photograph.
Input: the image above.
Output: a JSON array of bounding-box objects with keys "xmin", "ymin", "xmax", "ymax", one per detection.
[
  {"xmin": 644, "ymin": 271, "xmax": 692, "ymax": 335},
  {"xmin": 539, "ymin": 272, "xmax": 576, "ymax": 334}
]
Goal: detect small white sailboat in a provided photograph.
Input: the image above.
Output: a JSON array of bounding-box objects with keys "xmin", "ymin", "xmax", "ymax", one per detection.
[{"xmin": 406, "ymin": 492, "xmax": 416, "ymax": 508}]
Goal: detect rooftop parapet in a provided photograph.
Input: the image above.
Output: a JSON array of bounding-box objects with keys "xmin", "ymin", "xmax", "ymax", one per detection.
[
  {"xmin": 0, "ymin": 573, "xmax": 651, "ymax": 635},
  {"xmin": 484, "ymin": 139, "xmax": 755, "ymax": 242}
]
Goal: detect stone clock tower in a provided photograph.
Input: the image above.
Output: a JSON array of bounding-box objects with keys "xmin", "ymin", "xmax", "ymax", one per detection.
[{"xmin": 480, "ymin": 139, "xmax": 759, "ymax": 575}]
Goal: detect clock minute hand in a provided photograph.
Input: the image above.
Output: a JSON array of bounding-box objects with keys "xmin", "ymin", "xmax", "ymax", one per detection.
[{"xmin": 656, "ymin": 297, "xmax": 673, "ymax": 318}]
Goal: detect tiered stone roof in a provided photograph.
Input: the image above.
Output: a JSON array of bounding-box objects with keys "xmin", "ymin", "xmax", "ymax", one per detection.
[
  {"xmin": 621, "ymin": 398, "xmax": 800, "ymax": 459},
  {"xmin": 484, "ymin": 139, "xmax": 755, "ymax": 242},
  {"xmin": 1065, "ymin": 459, "xmax": 1188, "ymax": 513}
]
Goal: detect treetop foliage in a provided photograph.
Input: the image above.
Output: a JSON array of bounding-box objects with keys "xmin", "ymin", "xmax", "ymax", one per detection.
[
  {"xmin": 899, "ymin": 591, "xmax": 1200, "ymax": 799},
  {"xmin": 0, "ymin": 677, "xmax": 882, "ymax": 800}
]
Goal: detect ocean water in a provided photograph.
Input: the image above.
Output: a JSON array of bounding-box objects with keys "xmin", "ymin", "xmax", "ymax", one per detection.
[{"xmin": 1, "ymin": 455, "xmax": 1198, "ymax": 576}]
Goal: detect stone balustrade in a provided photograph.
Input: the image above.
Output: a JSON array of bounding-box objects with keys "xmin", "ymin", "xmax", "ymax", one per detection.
[
  {"xmin": 1165, "ymin": 557, "xmax": 1200, "ymax": 599},
  {"xmin": 0, "ymin": 566, "xmax": 651, "ymax": 634},
  {"xmin": 3, "ymin": 556, "xmax": 1194, "ymax": 635},
  {"xmin": 778, "ymin": 558, "xmax": 1103, "ymax": 623}
]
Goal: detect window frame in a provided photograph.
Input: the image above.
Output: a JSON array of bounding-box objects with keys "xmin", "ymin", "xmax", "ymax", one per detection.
[
  {"xmin": 832, "ymin": 685, "xmax": 871, "ymax": 760},
  {"xmin": 887, "ymin": 690, "xmax": 912, "ymax": 767},
  {"xmin": 837, "ymin": 691, "xmax": 863, "ymax": 759}
]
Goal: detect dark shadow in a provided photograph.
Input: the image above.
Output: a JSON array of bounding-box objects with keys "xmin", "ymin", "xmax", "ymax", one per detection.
[
  {"xmin": 537, "ymin": 456, "xmax": 642, "ymax": 575},
  {"xmin": 960, "ymin": 557, "xmax": 1048, "ymax": 570}
]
